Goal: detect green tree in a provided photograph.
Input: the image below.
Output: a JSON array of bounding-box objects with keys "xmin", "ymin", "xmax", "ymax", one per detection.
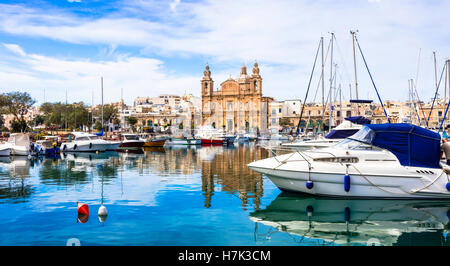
[
  {"xmin": 0, "ymin": 91, "xmax": 36, "ymax": 132},
  {"xmin": 126, "ymin": 116, "xmax": 138, "ymax": 132}
]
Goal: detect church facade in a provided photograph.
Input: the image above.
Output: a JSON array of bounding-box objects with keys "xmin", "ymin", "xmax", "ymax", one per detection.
[{"xmin": 201, "ymin": 62, "xmax": 273, "ymax": 133}]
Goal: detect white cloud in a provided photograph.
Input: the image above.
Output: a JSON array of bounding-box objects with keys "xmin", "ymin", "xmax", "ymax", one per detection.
[
  {"xmin": 3, "ymin": 43, "xmax": 27, "ymax": 56},
  {"xmin": 0, "ymin": 44, "xmax": 200, "ymax": 106},
  {"xmin": 0, "ymin": 1, "xmax": 449, "ymax": 102}
]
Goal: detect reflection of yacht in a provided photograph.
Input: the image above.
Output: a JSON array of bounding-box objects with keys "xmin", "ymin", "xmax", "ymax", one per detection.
[
  {"xmin": 198, "ymin": 146, "xmax": 223, "ymax": 161},
  {"xmin": 250, "ymin": 193, "xmax": 450, "ymax": 246},
  {"xmin": 249, "ymin": 124, "xmax": 449, "ymax": 198},
  {"xmin": 282, "ymin": 117, "xmax": 367, "ymax": 150},
  {"xmin": 61, "ymin": 132, "xmax": 113, "ymax": 152},
  {"xmin": 0, "ymin": 133, "xmax": 32, "ymax": 156},
  {"xmin": 0, "ymin": 157, "xmax": 31, "ymax": 176}
]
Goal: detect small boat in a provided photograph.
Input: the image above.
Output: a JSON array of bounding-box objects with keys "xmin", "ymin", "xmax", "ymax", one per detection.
[
  {"xmin": 249, "ymin": 123, "xmax": 450, "ymax": 199},
  {"xmin": 61, "ymin": 132, "xmax": 110, "ymax": 152},
  {"xmin": 166, "ymin": 138, "xmax": 201, "ymax": 145},
  {"xmin": 143, "ymin": 138, "xmax": 166, "ymax": 147},
  {"xmin": 0, "ymin": 147, "xmax": 10, "ymax": 157},
  {"xmin": 118, "ymin": 134, "xmax": 145, "ymax": 151},
  {"xmin": 34, "ymin": 136, "xmax": 60, "ymax": 155},
  {"xmin": 0, "ymin": 133, "xmax": 32, "ymax": 156},
  {"xmin": 223, "ymin": 135, "xmax": 236, "ymax": 145},
  {"xmin": 195, "ymin": 125, "xmax": 226, "ymax": 145}
]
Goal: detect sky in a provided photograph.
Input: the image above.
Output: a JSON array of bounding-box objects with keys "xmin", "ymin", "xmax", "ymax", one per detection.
[{"xmin": 0, "ymin": 0, "xmax": 449, "ymax": 106}]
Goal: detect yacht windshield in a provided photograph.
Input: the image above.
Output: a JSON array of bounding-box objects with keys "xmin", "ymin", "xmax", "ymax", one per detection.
[
  {"xmin": 89, "ymin": 136, "xmax": 100, "ymax": 140},
  {"xmin": 347, "ymin": 126, "xmax": 375, "ymax": 144},
  {"xmin": 333, "ymin": 138, "xmax": 380, "ymax": 150},
  {"xmin": 125, "ymin": 135, "xmax": 139, "ymax": 140}
]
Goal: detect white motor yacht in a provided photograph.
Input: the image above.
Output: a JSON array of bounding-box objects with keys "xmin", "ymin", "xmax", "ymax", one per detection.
[
  {"xmin": 61, "ymin": 132, "xmax": 113, "ymax": 152},
  {"xmin": 249, "ymin": 123, "xmax": 450, "ymax": 199},
  {"xmin": 0, "ymin": 133, "xmax": 32, "ymax": 156},
  {"xmin": 282, "ymin": 116, "xmax": 368, "ymax": 150}
]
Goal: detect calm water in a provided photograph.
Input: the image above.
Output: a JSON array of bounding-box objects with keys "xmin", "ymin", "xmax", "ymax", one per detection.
[{"xmin": 0, "ymin": 142, "xmax": 449, "ymax": 246}]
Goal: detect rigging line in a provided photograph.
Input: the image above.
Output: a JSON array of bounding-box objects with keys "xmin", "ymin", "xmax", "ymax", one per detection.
[
  {"xmin": 332, "ymin": 34, "xmax": 352, "ymax": 87},
  {"xmin": 354, "ymin": 34, "xmax": 390, "ymax": 123},
  {"xmin": 295, "ymin": 39, "xmax": 322, "ymax": 133},
  {"xmin": 426, "ymin": 63, "xmax": 446, "ymax": 128},
  {"xmin": 413, "ymin": 48, "xmax": 427, "ymax": 122}
]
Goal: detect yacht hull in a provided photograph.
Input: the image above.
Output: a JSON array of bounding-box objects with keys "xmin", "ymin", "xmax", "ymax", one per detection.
[{"xmin": 249, "ymin": 153, "xmax": 450, "ymax": 199}]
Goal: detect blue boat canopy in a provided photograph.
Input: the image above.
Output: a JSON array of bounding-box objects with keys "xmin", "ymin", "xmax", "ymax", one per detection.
[
  {"xmin": 349, "ymin": 123, "xmax": 441, "ymax": 169},
  {"xmin": 344, "ymin": 116, "xmax": 371, "ymax": 125},
  {"xmin": 326, "ymin": 129, "xmax": 360, "ymax": 139},
  {"xmin": 95, "ymin": 130, "xmax": 103, "ymax": 136}
]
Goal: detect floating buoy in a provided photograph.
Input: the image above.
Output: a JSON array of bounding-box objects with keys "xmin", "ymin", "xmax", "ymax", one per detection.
[
  {"xmin": 306, "ymin": 180, "xmax": 314, "ymax": 190},
  {"xmin": 344, "ymin": 175, "xmax": 351, "ymax": 192},
  {"xmin": 446, "ymin": 182, "xmax": 450, "ymax": 191},
  {"xmin": 98, "ymin": 205, "xmax": 108, "ymax": 216},
  {"xmin": 77, "ymin": 201, "xmax": 89, "ymax": 215}
]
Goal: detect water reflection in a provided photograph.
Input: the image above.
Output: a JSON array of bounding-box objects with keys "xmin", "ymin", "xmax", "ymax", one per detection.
[
  {"xmin": 0, "ymin": 143, "xmax": 270, "ymax": 211},
  {"xmin": 0, "ymin": 157, "xmax": 34, "ymax": 201},
  {"xmin": 250, "ymin": 193, "xmax": 450, "ymax": 246}
]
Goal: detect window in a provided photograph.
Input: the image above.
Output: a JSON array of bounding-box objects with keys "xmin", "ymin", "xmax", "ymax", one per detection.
[
  {"xmin": 227, "ymin": 101, "xmax": 233, "ymax": 111},
  {"xmin": 272, "ymin": 109, "xmax": 276, "ymax": 115},
  {"xmin": 336, "ymin": 111, "xmax": 341, "ymax": 117},
  {"xmin": 346, "ymin": 111, "xmax": 352, "ymax": 117},
  {"xmin": 279, "ymin": 108, "xmax": 282, "ymax": 113},
  {"xmin": 271, "ymin": 118, "xmax": 277, "ymax": 125}
]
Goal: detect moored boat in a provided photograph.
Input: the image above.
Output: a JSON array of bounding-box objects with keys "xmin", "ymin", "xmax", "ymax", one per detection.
[
  {"xmin": 166, "ymin": 138, "xmax": 201, "ymax": 145},
  {"xmin": 249, "ymin": 123, "xmax": 450, "ymax": 199},
  {"xmin": 118, "ymin": 134, "xmax": 145, "ymax": 151},
  {"xmin": 0, "ymin": 133, "xmax": 32, "ymax": 156},
  {"xmin": 143, "ymin": 138, "xmax": 167, "ymax": 147}
]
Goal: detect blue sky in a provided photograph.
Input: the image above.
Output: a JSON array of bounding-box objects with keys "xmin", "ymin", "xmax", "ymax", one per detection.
[{"xmin": 0, "ymin": 0, "xmax": 449, "ymax": 106}]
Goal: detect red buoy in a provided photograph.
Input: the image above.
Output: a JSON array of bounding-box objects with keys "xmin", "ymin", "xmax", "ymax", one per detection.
[{"xmin": 77, "ymin": 201, "xmax": 89, "ymax": 215}]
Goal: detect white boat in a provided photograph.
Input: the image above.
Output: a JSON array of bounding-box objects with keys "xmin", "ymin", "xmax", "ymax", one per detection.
[
  {"xmin": 60, "ymin": 132, "xmax": 112, "ymax": 152},
  {"xmin": 166, "ymin": 138, "xmax": 201, "ymax": 145},
  {"xmin": 0, "ymin": 133, "xmax": 32, "ymax": 156},
  {"xmin": 282, "ymin": 116, "xmax": 368, "ymax": 150},
  {"xmin": 249, "ymin": 123, "xmax": 450, "ymax": 199},
  {"xmin": 250, "ymin": 194, "xmax": 450, "ymax": 246},
  {"xmin": 195, "ymin": 125, "xmax": 226, "ymax": 145},
  {"xmin": 0, "ymin": 146, "xmax": 10, "ymax": 157}
]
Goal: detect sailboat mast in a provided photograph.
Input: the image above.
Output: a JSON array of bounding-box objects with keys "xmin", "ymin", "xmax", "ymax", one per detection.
[
  {"xmin": 101, "ymin": 77, "xmax": 104, "ymax": 133},
  {"xmin": 321, "ymin": 36, "xmax": 325, "ymax": 132},
  {"xmin": 328, "ymin": 33, "xmax": 334, "ymax": 131},
  {"xmin": 433, "ymin": 52, "xmax": 439, "ymax": 128},
  {"xmin": 351, "ymin": 30, "xmax": 359, "ymax": 115}
]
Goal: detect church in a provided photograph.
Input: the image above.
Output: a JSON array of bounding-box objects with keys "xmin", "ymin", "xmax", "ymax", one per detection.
[{"xmin": 201, "ymin": 62, "xmax": 273, "ymax": 133}]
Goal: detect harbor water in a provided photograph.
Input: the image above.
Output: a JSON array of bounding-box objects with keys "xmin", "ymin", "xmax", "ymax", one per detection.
[{"xmin": 0, "ymin": 142, "xmax": 449, "ymax": 246}]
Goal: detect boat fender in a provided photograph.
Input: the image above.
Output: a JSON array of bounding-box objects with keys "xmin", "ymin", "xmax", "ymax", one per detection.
[
  {"xmin": 306, "ymin": 205, "xmax": 314, "ymax": 217},
  {"xmin": 344, "ymin": 175, "xmax": 351, "ymax": 192},
  {"xmin": 446, "ymin": 183, "xmax": 450, "ymax": 192},
  {"xmin": 344, "ymin": 207, "xmax": 351, "ymax": 222},
  {"xmin": 306, "ymin": 180, "xmax": 314, "ymax": 190},
  {"xmin": 89, "ymin": 143, "xmax": 92, "ymax": 149},
  {"xmin": 73, "ymin": 144, "xmax": 78, "ymax": 150},
  {"xmin": 77, "ymin": 201, "xmax": 89, "ymax": 215}
]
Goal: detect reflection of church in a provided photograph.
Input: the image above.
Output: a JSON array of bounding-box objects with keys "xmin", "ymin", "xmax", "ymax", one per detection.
[{"xmin": 201, "ymin": 62, "xmax": 273, "ymax": 133}]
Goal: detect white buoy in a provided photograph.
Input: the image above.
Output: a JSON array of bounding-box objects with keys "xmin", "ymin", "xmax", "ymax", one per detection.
[{"xmin": 98, "ymin": 205, "xmax": 108, "ymax": 216}]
